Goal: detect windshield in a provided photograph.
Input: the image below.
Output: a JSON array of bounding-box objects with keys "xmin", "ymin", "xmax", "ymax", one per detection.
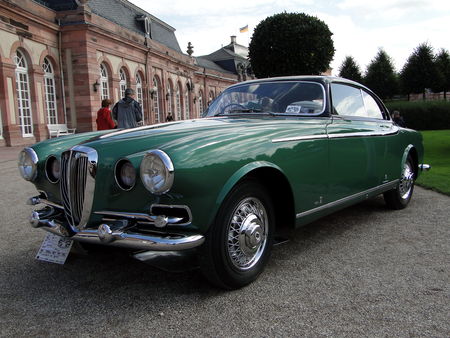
[{"xmin": 203, "ymin": 81, "xmax": 325, "ymax": 117}]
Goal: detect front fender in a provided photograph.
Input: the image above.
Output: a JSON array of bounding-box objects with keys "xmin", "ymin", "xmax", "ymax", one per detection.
[
  {"xmin": 400, "ymin": 144, "xmax": 415, "ymax": 176},
  {"xmin": 207, "ymin": 161, "xmax": 285, "ymax": 226}
]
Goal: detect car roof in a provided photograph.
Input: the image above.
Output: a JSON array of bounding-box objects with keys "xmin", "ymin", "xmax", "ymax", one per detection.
[
  {"xmin": 227, "ymin": 75, "xmax": 377, "ymax": 99},
  {"xmin": 229, "ymin": 75, "xmax": 361, "ymax": 88}
]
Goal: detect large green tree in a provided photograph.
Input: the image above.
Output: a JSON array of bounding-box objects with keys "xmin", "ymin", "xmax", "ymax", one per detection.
[
  {"xmin": 400, "ymin": 43, "xmax": 439, "ymax": 100},
  {"xmin": 434, "ymin": 48, "xmax": 450, "ymax": 99},
  {"xmin": 338, "ymin": 56, "xmax": 363, "ymax": 82},
  {"xmin": 364, "ymin": 49, "xmax": 399, "ymax": 99},
  {"xmin": 248, "ymin": 12, "xmax": 335, "ymax": 77}
]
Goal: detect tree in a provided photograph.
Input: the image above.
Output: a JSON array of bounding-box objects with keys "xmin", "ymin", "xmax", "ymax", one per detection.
[
  {"xmin": 338, "ymin": 56, "xmax": 362, "ymax": 82},
  {"xmin": 364, "ymin": 49, "xmax": 399, "ymax": 99},
  {"xmin": 400, "ymin": 43, "xmax": 439, "ymax": 100},
  {"xmin": 248, "ymin": 12, "xmax": 335, "ymax": 77},
  {"xmin": 434, "ymin": 49, "xmax": 450, "ymax": 100}
]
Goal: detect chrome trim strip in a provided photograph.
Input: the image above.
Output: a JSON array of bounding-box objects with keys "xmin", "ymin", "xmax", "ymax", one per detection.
[
  {"xmin": 272, "ymin": 126, "xmax": 399, "ymax": 143},
  {"xmin": 40, "ymin": 199, "xmax": 64, "ymax": 210},
  {"xmin": 95, "ymin": 205, "xmax": 192, "ymax": 226},
  {"xmin": 296, "ymin": 180, "xmax": 399, "ymax": 218},
  {"xmin": 95, "ymin": 211, "xmax": 156, "ymax": 222},
  {"xmin": 327, "ymin": 128, "xmax": 399, "ymax": 139},
  {"xmin": 272, "ymin": 134, "xmax": 328, "ymax": 143}
]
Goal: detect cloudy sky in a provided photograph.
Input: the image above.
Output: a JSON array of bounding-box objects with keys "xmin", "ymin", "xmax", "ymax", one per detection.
[{"xmin": 129, "ymin": 0, "xmax": 450, "ymax": 75}]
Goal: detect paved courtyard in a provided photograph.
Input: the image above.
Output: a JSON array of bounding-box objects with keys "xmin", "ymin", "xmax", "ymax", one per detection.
[{"xmin": 0, "ymin": 146, "xmax": 449, "ymax": 337}]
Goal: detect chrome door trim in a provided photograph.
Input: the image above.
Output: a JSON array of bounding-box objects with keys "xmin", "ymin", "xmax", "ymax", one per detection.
[
  {"xmin": 272, "ymin": 125, "xmax": 399, "ymax": 143},
  {"xmin": 327, "ymin": 127, "xmax": 399, "ymax": 139},
  {"xmin": 296, "ymin": 180, "xmax": 399, "ymax": 219},
  {"xmin": 272, "ymin": 134, "xmax": 328, "ymax": 143}
]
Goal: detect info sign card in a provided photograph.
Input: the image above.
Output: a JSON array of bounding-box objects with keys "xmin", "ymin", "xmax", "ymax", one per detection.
[{"xmin": 36, "ymin": 233, "xmax": 73, "ymax": 264}]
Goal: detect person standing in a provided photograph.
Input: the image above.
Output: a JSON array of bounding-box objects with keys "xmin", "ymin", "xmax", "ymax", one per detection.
[
  {"xmin": 96, "ymin": 99, "xmax": 116, "ymax": 130},
  {"xmin": 112, "ymin": 88, "xmax": 143, "ymax": 128},
  {"xmin": 166, "ymin": 112, "xmax": 174, "ymax": 122},
  {"xmin": 392, "ymin": 110, "xmax": 406, "ymax": 127}
]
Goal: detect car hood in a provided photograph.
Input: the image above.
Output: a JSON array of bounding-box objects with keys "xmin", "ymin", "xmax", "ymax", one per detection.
[{"xmin": 78, "ymin": 116, "xmax": 328, "ymax": 164}]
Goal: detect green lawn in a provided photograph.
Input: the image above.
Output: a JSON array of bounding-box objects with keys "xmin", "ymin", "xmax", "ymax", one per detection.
[{"xmin": 416, "ymin": 130, "xmax": 450, "ymax": 195}]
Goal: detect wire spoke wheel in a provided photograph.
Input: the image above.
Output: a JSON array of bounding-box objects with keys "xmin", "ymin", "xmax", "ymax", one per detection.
[
  {"xmin": 199, "ymin": 180, "xmax": 274, "ymax": 289},
  {"xmin": 227, "ymin": 197, "xmax": 268, "ymax": 271},
  {"xmin": 398, "ymin": 161, "xmax": 414, "ymax": 200},
  {"xmin": 384, "ymin": 155, "xmax": 415, "ymax": 210}
]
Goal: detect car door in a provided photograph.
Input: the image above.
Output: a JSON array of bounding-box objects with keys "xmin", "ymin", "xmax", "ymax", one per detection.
[{"xmin": 327, "ymin": 82, "xmax": 389, "ymax": 202}]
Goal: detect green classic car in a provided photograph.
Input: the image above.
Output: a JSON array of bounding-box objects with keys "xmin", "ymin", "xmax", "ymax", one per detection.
[{"xmin": 19, "ymin": 76, "xmax": 430, "ymax": 289}]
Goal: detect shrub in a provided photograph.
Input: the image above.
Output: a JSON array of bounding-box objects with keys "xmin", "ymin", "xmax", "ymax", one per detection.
[{"xmin": 385, "ymin": 101, "xmax": 450, "ymax": 130}]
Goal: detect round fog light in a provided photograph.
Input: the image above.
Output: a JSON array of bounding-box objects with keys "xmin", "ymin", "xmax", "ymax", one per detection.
[{"xmin": 115, "ymin": 159, "xmax": 136, "ymax": 190}]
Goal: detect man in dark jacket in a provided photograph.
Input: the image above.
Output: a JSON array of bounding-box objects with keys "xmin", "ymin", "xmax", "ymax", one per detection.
[{"xmin": 112, "ymin": 88, "xmax": 143, "ymax": 128}]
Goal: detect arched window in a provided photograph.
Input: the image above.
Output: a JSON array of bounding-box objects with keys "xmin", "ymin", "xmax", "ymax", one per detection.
[
  {"xmin": 100, "ymin": 64, "xmax": 110, "ymax": 100},
  {"xmin": 175, "ymin": 84, "xmax": 182, "ymax": 120},
  {"xmin": 42, "ymin": 58, "xmax": 57, "ymax": 124},
  {"xmin": 185, "ymin": 84, "xmax": 190, "ymax": 120},
  {"xmin": 14, "ymin": 50, "xmax": 33, "ymax": 136},
  {"xmin": 136, "ymin": 73, "xmax": 144, "ymax": 123},
  {"xmin": 153, "ymin": 77, "xmax": 161, "ymax": 123},
  {"xmin": 119, "ymin": 68, "xmax": 127, "ymax": 99},
  {"xmin": 209, "ymin": 90, "xmax": 215, "ymax": 105},
  {"xmin": 198, "ymin": 90, "xmax": 204, "ymax": 117},
  {"xmin": 167, "ymin": 82, "xmax": 173, "ymax": 118}
]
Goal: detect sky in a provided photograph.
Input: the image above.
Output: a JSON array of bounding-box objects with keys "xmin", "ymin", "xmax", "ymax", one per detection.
[{"xmin": 129, "ymin": 0, "xmax": 450, "ymax": 75}]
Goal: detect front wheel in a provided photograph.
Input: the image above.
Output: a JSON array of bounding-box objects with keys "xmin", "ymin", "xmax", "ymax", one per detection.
[
  {"xmin": 384, "ymin": 156, "xmax": 415, "ymax": 209},
  {"xmin": 200, "ymin": 180, "xmax": 274, "ymax": 289}
]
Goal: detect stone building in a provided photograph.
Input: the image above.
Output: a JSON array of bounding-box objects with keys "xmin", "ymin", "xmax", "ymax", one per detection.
[{"xmin": 0, "ymin": 0, "xmax": 249, "ymax": 146}]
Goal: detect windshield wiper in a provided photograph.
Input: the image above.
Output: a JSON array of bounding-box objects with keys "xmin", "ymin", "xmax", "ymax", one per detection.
[{"xmin": 215, "ymin": 108, "xmax": 263, "ymax": 116}]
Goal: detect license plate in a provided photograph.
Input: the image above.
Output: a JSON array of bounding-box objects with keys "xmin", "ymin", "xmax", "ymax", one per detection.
[{"xmin": 36, "ymin": 233, "xmax": 73, "ymax": 264}]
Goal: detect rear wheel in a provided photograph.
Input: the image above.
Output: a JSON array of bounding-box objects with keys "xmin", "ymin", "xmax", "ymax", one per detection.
[
  {"xmin": 200, "ymin": 180, "xmax": 274, "ymax": 289},
  {"xmin": 384, "ymin": 156, "xmax": 415, "ymax": 209}
]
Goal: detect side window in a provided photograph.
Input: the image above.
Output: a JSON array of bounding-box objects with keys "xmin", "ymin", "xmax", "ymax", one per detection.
[
  {"xmin": 331, "ymin": 83, "xmax": 365, "ymax": 117},
  {"xmin": 362, "ymin": 90, "xmax": 384, "ymax": 119}
]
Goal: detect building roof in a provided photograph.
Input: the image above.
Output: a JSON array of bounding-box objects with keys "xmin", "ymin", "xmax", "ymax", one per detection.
[
  {"xmin": 199, "ymin": 47, "xmax": 248, "ymax": 74},
  {"xmin": 195, "ymin": 57, "xmax": 235, "ymax": 75},
  {"xmin": 35, "ymin": 0, "xmax": 182, "ymax": 53},
  {"xmin": 34, "ymin": 0, "xmax": 240, "ymax": 76}
]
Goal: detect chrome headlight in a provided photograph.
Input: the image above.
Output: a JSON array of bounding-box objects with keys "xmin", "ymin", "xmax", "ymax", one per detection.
[
  {"xmin": 45, "ymin": 156, "xmax": 61, "ymax": 183},
  {"xmin": 140, "ymin": 150, "xmax": 174, "ymax": 195},
  {"xmin": 115, "ymin": 159, "xmax": 136, "ymax": 191},
  {"xmin": 18, "ymin": 148, "xmax": 38, "ymax": 181}
]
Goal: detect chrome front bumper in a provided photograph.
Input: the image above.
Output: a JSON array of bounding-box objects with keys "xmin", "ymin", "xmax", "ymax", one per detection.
[{"xmin": 29, "ymin": 206, "xmax": 204, "ymax": 252}]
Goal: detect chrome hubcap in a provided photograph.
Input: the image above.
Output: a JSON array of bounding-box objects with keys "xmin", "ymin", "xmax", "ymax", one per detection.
[
  {"xmin": 399, "ymin": 161, "xmax": 414, "ymax": 199},
  {"xmin": 227, "ymin": 197, "xmax": 268, "ymax": 270}
]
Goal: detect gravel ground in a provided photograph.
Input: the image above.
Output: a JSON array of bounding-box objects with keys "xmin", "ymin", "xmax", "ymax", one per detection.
[{"xmin": 1, "ymin": 147, "xmax": 449, "ymax": 337}]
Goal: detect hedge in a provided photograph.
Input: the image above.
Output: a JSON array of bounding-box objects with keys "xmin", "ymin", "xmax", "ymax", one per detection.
[{"xmin": 384, "ymin": 101, "xmax": 450, "ymax": 131}]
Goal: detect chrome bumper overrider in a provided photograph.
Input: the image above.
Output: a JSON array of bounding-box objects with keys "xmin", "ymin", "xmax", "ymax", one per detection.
[{"xmin": 29, "ymin": 206, "xmax": 204, "ymax": 251}]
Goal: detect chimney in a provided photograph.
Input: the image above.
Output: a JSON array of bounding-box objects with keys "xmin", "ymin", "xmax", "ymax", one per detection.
[{"xmin": 230, "ymin": 35, "xmax": 236, "ymax": 44}]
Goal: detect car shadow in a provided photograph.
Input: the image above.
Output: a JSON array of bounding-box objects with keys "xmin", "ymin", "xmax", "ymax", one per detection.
[{"xmin": 2, "ymin": 195, "xmax": 396, "ymax": 310}]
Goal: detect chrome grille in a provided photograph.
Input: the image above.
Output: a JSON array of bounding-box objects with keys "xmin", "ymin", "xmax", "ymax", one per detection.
[{"xmin": 60, "ymin": 146, "xmax": 97, "ymax": 229}]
